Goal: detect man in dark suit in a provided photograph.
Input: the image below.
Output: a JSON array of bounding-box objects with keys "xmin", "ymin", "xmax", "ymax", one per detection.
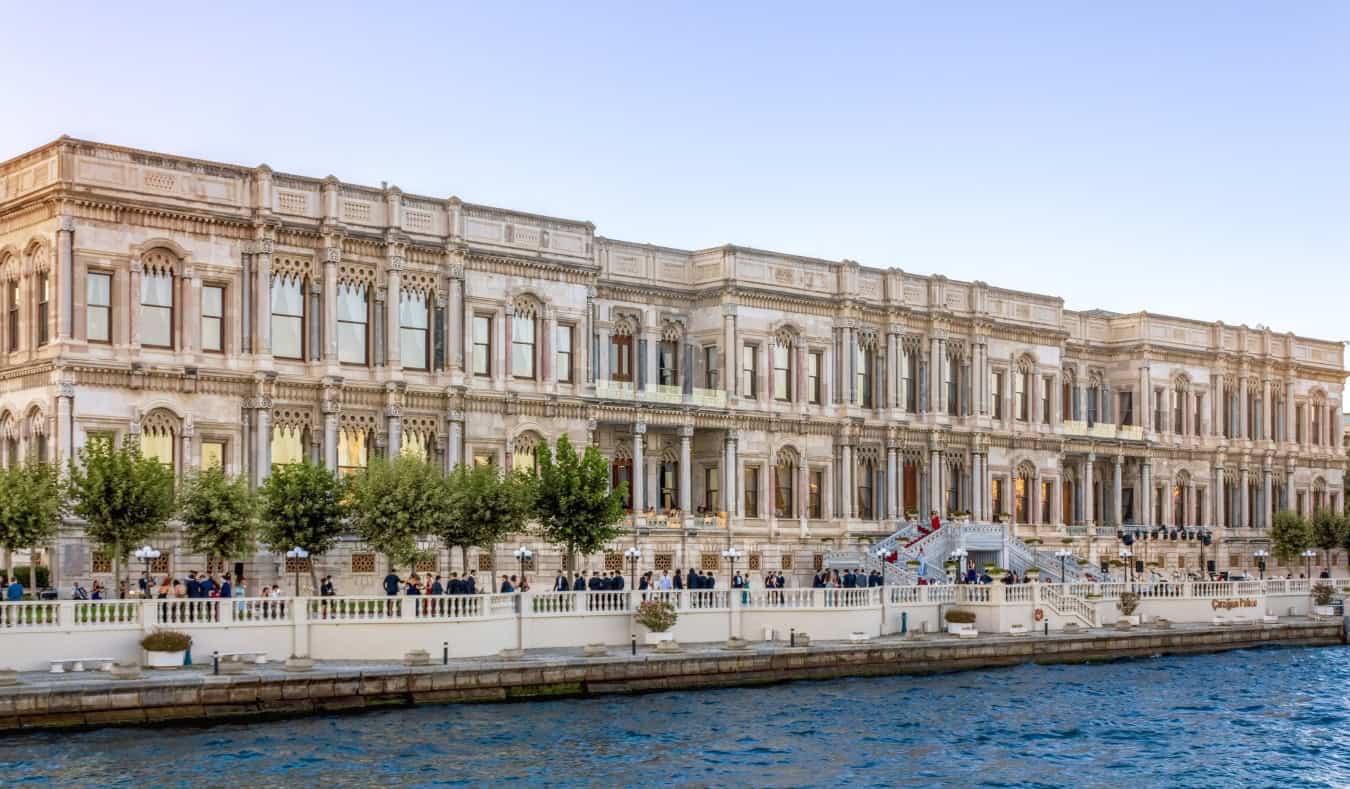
[
  {"xmin": 613, "ymin": 573, "xmax": 625, "ymax": 591},
  {"xmin": 431, "ymin": 575, "xmax": 444, "ymax": 595},
  {"xmin": 447, "ymin": 573, "xmax": 463, "ymax": 595},
  {"xmin": 185, "ymin": 572, "xmax": 201, "ymax": 599},
  {"xmin": 588, "ymin": 572, "xmax": 603, "ymax": 591},
  {"xmin": 553, "ymin": 571, "xmax": 569, "ymax": 592},
  {"xmin": 687, "ymin": 568, "xmax": 697, "ymax": 589},
  {"xmin": 383, "ymin": 568, "xmax": 401, "ymax": 596},
  {"xmin": 673, "ymin": 569, "xmax": 684, "ymax": 590},
  {"xmin": 465, "ymin": 573, "xmax": 477, "ymax": 594},
  {"xmin": 499, "ymin": 575, "xmax": 514, "ymax": 593},
  {"xmin": 574, "ymin": 572, "xmax": 587, "ymax": 591}
]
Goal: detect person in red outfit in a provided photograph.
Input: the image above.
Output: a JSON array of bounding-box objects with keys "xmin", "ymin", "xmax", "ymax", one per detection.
[{"xmin": 930, "ymin": 510, "xmax": 941, "ymax": 533}]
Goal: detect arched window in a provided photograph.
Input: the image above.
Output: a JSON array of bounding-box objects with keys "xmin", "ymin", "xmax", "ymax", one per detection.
[
  {"xmin": 512, "ymin": 433, "xmax": 538, "ymax": 474},
  {"xmin": 856, "ymin": 335, "xmax": 876, "ymax": 409},
  {"xmin": 0, "ymin": 413, "xmax": 16, "ymax": 468},
  {"xmin": 337, "ymin": 283, "xmax": 369, "ymax": 365},
  {"xmin": 856, "ymin": 450, "xmax": 876, "ymax": 519},
  {"xmin": 140, "ymin": 258, "xmax": 175, "ymax": 349},
  {"xmin": 271, "ymin": 275, "xmax": 305, "ymax": 359},
  {"xmin": 774, "ymin": 449, "xmax": 797, "ymax": 518},
  {"xmin": 139, "ymin": 411, "xmax": 177, "ymax": 469},
  {"xmin": 399, "ymin": 289, "xmax": 429, "ymax": 370},
  {"xmin": 401, "ymin": 429, "xmax": 430, "ymax": 462},
  {"xmin": 271, "ymin": 425, "xmax": 305, "ymax": 467},
  {"xmin": 338, "ymin": 427, "xmax": 368, "ymax": 475},
  {"xmin": 1014, "ymin": 463, "xmax": 1034, "ymax": 523}
]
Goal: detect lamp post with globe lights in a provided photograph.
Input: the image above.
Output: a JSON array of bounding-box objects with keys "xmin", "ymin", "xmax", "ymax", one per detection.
[
  {"xmin": 134, "ymin": 546, "xmax": 160, "ymax": 597},
  {"xmin": 285, "ymin": 547, "xmax": 309, "ymax": 596}
]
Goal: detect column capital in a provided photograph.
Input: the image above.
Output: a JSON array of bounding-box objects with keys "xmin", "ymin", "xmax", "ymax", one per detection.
[
  {"xmin": 57, "ymin": 215, "xmax": 75, "ymax": 233},
  {"xmin": 677, "ymin": 424, "xmax": 694, "ymax": 439},
  {"xmin": 633, "ymin": 421, "xmax": 647, "ymax": 435}
]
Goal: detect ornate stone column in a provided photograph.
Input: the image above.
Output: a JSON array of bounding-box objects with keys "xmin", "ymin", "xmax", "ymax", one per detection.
[
  {"xmin": 722, "ymin": 304, "xmax": 737, "ymax": 397},
  {"xmin": 885, "ymin": 331, "xmax": 898, "ymax": 410},
  {"xmin": 128, "ymin": 255, "xmax": 142, "ymax": 350},
  {"xmin": 254, "ymin": 238, "xmax": 272, "ymax": 359},
  {"xmin": 323, "ymin": 241, "xmax": 340, "ymax": 368},
  {"xmin": 1213, "ymin": 461, "xmax": 1225, "ymax": 527},
  {"xmin": 678, "ymin": 425, "xmax": 693, "ymax": 519},
  {"xmin": 1113, "ymin": 455, "xmax": 1123, "ymax": 527},
  {"xmin": 56, "ymin": 381, "xmax": 74, "ymax": 463},
  {"xmin": 840, "ymin": 441, "xmax": 854, "ymax": 520},
  {"xmin": 1239, "ymin": 462, "xmax": 1250, "ymax": 528},
  {"xmin": 631, "ymin": 422, "xmax": 646, "ymax": 517},
  {"xmin": 56, "ymin": 215, "xmax": 74, "ymax": 342},
  {"xmin": 885, "ymin": 445, "xmax": 898, "ymax": 519},
  {"xmin": 929, "ymin": 447, "xmax": 942, "ymax": 518},
  {"xmin": 723, "ymin": 432, "xmax": 737, "ymax": 516},
  {"xmin": 1239, "ymin": 377, "xmax": 1249, "ymax": 440},
  {"xmin": 385, "ymin": 248, "xmax": 403, "ymax": 373},
  {"xmin": 1261, "ymin": 458, "xmax": 1273, "ymax": 529},
  {"xmin": 1084, "ymin": 454, "xmax": 1096, "ymax": 526}
]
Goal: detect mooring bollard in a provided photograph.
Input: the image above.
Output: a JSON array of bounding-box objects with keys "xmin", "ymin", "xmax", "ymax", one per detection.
[
  {"xmin": 901, "ymin": 612, "xmax": 908, "ymax": 635},
  {"xmin": 1044, "ymin": 622, "xmax": 1049, "ymax": 637},
  {"xmin": 212, "ymin": 651, "xmax": 219, "ymax": 676},
  {"xmin": 443, "ymin": 641, "xmax": 449, "ymax": 665},
  {"xmin": 631, "ymin": 634, "xmax": 637, "ymax": 655},
  {"xmin": 790, "ymin": 627, "xmax": 796, "ymax": 647}
]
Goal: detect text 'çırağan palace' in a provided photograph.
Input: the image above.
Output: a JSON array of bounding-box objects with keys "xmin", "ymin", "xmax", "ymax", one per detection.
[{"xmin": 0, "ymin": 137, "xmax": 1344, "ymax": 593}]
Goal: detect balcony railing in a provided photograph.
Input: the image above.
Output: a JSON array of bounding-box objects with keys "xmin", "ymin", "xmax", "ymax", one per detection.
[{"xmin": 593, "ymin": 380, "xmax": 728, "ymax": 409}]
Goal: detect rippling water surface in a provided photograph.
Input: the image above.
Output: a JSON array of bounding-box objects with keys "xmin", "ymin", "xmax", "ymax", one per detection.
[{"xmin": 6, "ymin": 646, "xmax": 1350, "ymax": 788}]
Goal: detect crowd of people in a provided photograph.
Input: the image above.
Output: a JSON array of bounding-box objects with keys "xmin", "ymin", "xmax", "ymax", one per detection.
[{"xmin": 812, "ymin": 569, "xmax": 885, "ymax": 588}]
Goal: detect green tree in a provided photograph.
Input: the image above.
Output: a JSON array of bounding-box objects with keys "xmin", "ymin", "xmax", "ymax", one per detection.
[
  {"xmin": 178, "ymin": 466, "xmax": 258, "ymax": 568},
  {"xmin": 1269, "ymin": 510, "xmax": 1312, "ymax": 564},
  {"xmin": 440, "ymin": 463, "xmax": 533, "ymax": 573},
  {"xmin": 0, "ymin": 462, "xmax": 65, "ymax": 593},
  {"xmin": 1311, "ymin": 509, "xmax": 1345, "ymax": 568},
  {"xmin": 67, "ymin": 437, "xmax": 176, "ymax": 589},
  {"xmin": 258, "ymin": 461, "xmax": 348, "ymax": 592},
  {"xmin": 348, "ymin": 455, "xmax": 450, "ymax": 568},
  {"xmin": 532, "ymin": 434, "xmax": 626, "ymax": 571}
]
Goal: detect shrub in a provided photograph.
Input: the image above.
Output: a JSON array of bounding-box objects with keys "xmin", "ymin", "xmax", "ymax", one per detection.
[
  {"xmin": 140, "ymin": 630, "xmax": 192, "ymax": 652},
  {"xmin": 944, "ymin": 609, "xmax": 976, "ymax": 624},
  {"xmin": 1313, "ymin": 584, "xmax": 1335, "ymax": 606},
  {"xmin": 1117, "ymin": 591, "xmax": 1140, "ymax": 616},
  {"xmin": 635, "ymin": 600, "xmax": 677, "ymax": 632}
]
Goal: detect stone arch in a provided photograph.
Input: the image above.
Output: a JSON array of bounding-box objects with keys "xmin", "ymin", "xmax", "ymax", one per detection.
[
  {"xmin": 610, "ymin": 311, "xmax": 639, "ymax": 337},
  {"xmin": 23, "ymin": 238, "xmax": 51, "ymax": 275},
  {"xmin": 511, "ymin": 429, "xmax": 543, "ymax": 472},
  {"xmin": 660, "ymin": 317, "xmax": 686, "ymax": 343},
  {"xmin": 774, "ymin": 444, "xmax": 801, "ymax": 467},
  {"xmin": 770, "ymin": 321, "xmax": 800, "ymax": 348},
  {"xmin": 132, "ymin": 237, "xmax": 192, "ymax": 262},
  {"xmin": 511, "ymin": 292, "xmax": 544, "ymax": 320},
  {"xmin": 140, "ymin": 247, "xmax": 181, "ymax": 278}
]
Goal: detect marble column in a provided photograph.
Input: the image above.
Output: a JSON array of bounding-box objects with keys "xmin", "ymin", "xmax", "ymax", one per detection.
[
  {"xmin": 885, "ymin": 332, "xmax": 897, "ymax": 410},
  {"xmin": 886, "ymin": 447, "xmax": 898, "ymax": 519},
  {"xmin": 632, "ymin": 423, "xmax": 646, "ymax": 516},
  {"xmin": 254, "ymin": 398, "xmax": 272, "ymax": 486},
  {"xmin": 1113, "ymin": 456, "xmax": 1123, "ymax": 526},
  {"xmin": 840, "ymin": 443, "xmax": 853, "ymax": 520},
  {"xmin": 678, "ymin": 426, "xmax": 692, "ymax": 516},
  {"xmin": 1214, "ymin": 465, "xmax": 1225, "ymax": 527},
  {"xmin": 1083, "ymin": 454, "xmax": 1095, "ymax": 525},
  {"xmin": 929, "ymin": 448, "xmax": 942, "ymax": 518},
  {"xmin": 56, "ymin": 216, "xmax": 74, "ymax": 341},
  {"xmin": 1239, "ymin": 464, "xmax": 1250, "ymax": 528},
  {"xmin": 128, "ymin": 256, "xmax": 142, "ymax": 350},
  {"xmin": 254, "ymin": 242, "xmax": 272, "ymax": 358},
  {"xmin": 323, "ymin": 410, "xmax": 339, "ymax": 470},
  {"xmin": 1262, "ymin": 463, "xmax": 1273, "ymax": 529},
  {"xmin": 386, "ymin": 254, "xmax": 403, "ymax": 372},
  {"xmin": 723, "ymin": 433, "xmax": 737, "ymax": 516},
  {"xmin": 1285, "ymin": 464, "xmax": 1296, "ymax": 515},
  {"xmin": 1239, "ymin": 378, "xmax": 1249, "ymax": 440},
  {"xmin": 722, "ymin": 305, "xmax": 737, "ymax": 397}
]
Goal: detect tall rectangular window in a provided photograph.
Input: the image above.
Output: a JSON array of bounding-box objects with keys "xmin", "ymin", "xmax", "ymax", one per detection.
[
  {"xmin": 856, "ymin": 346, "xmax": 873, "ymax": 408},
  {"xmin": 610, "ymin": 334, "xmax": 632, "ymax": 382},
  {"xmin": 946, "ymin": 360, "xmax": 959, "ymax": 415},
  {"xmin": 704, "ymin": 466, "xmax": 719, "ymax": 512},
  {"xmin": 1042, "ymin": 375, "xmax": 1053, "ymax": 424},
  {"xmin": 807, "ymin": 351, "xmax": 821, "ymax": 404},
  {"xmin": 271, "ymin": 276, "xmax": 304, "ymax": 359},
  {"xmin": 658, "ymin": 340, "xmax": 678, "ymax": 386},
  {"xmin": 992, "ymin": 371, "xmax": 1005, "ymax": 419},
  {"xmin": 703, "ymin": 346, "xmax": 719, "ymax": 390},
  {"xmin": 472, "ymin": 315, "xmax": 492, "ymax": 376},
  {"xmin": 6, "ymin": 280, "xmax": 17, "ymax": 351},
  {"xmin": 743, "ymin": 465, "xmax": 760, "ymax": 518},
  {"xmin": 1119, "ymin": 391, "xmax": 1133, "ymax": 426},
  {"xmin": 904, "ymin": 351, "xmax": 917, "ymax": 411},
  {"xmin": 556, "ymin": 324, "xmax": 573, "ymax": 383},
  {"xmin": 399, "ymin": 290, "xmax": 429, "ymax": 370},
  {"xmin": 1173, "ymin": 391, "xmax": 1183, "ymax": 434},
  {"xmin": 511, "ymin": 316, "xmax": 535, "ymax": 379},
  {"xmin": 772, "ymin": 344, "xmax": 791, "ymax": 401},
  {"xmin": 742, "ymin": 344, "xmax": 758, "ymax": 398},
  {"xmin": 1193, "ymin": 394, "xmax": 1203, "ymax": 436},
  {"xmin": 809, "ymin": 470, "xmax": 823, "ymax": 518},
  {"xmin": 87, "ymin": 273, "xmax": 112, "ymax": 343},
  {"xmin": 201, "ymin": 441, "xmax": 225, "ymax": 470},
  {"xmin": 337, "ymin": 283, "xmax": 368, "ymax": 365},
  {"xmin": 1295, "ymin": 404, "xmax": 1305, "ymax": 444},
  {"xmin": 36, "ymin": 272, "xmax": 50, "ymax": 346},
  {"xmin": 1156, "ymin": 390, "xmax": 1166, "ymax": 433},
  {"xmin": 1015, "ymin": 372, "xmax": 1028, "ymax": 421},
  {"xmin": 140, "ymin": 270, "xmax": 173, "ymax": 348},
  {"xmin": 201, "ymin": 284, "xmax": 224, "ymax": 352}
]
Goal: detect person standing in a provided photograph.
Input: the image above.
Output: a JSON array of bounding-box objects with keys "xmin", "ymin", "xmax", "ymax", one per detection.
[
  {"xmin": 383, "ymin": 568, "xmax": 401, "ymax": 596},
  {"xmin": 553, "ymin": 570, "xmax": 569, "ymax": 592}
]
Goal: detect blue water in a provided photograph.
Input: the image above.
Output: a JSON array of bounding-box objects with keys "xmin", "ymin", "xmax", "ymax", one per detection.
[{"xmin": 5, "ymin": 646, "xmax": 1350, "ymax": 787}]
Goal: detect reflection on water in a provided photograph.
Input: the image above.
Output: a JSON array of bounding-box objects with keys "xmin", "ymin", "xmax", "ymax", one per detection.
[{"xmin": 4, "ymin": 646, "xmax": 1350, "ymax": 788}]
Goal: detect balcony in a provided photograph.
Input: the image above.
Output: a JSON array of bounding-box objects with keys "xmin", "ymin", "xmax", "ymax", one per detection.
[
  {"xmin": 1062, "ymin": 420, "xmax": 1088, "ymax": 436},
  {"xmin": 593, "ymin": 380, "xmax": 729, "ymax": 409}
]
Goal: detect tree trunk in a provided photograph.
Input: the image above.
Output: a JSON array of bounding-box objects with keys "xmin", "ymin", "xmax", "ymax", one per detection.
[
  {"xmin": 308, "ymin": 558, "xmax": 321, "ymax": 598},
  {"xmin": 565, "ymin": 549, "xmax": 575, "ymax": 573}
]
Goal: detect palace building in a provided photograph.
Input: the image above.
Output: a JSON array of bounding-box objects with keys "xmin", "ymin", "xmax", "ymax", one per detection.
[{"xmin": 0, "ymin": 137, "xmax": 1344, "ymax": 592}]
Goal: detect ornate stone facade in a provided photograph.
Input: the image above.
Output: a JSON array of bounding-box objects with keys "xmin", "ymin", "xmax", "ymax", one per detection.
[{"xmin": 0, "ymin": 137, "xmax": 1344, "ymax": 592}]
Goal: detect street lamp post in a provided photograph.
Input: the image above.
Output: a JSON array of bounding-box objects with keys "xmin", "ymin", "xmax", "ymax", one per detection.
[
  {"xmin": 1055, "ymin": 548, "xmax": 1073, "ymax": 585},
  {"xmin": 1253, "ymin": 549, "xmax": 1269, "ymax": 581},
  {"xmin": 624, "ymin": 547, "xmax": 641, "ymax": 592},
  {"xmin": 1302, "ymin": 549, "xmax": 1318, "ymax": 580},
  {"xmin": 285, "ymin": 547, "xmax": 309, "ymax": 596},
  {"xmin": 513, "ymin": 547, "xmax": 533, "ymax": 591},
  {"xmin": 1119, "ymin": 548, "xmax": 1133, "ymax": 584},
  {"xmin": 874, "ymin": 546, "xmax": 888, "ymax": 586},
  {"xmin": 720, "ymin": 547, "xmax": 743, "ymax": 640},
  {"xmin": 950, "ymin": 548, "xmax": 968, "ymax": 583},
  {"xmin": 721, "ymin": 547, "xmax": 743, "ymax": 591},
  {"xmin": 133, "ymin": 545, "xmax": 160, "ymax": 597}
]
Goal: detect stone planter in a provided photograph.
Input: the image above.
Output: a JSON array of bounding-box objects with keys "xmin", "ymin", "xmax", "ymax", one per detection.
[
  {"xmin": 1008, "ymin": 623, "xmax": 1028, "ymax": 636},
  {"xmin": 1119, "ymin": 614, "xmax": 1141, "ymax": 626},
  {"xmin": 283, "ymin": 656, "xmax": 314, "ymax": 672},
  {"xmin": 144, "ymin": 650, "xmax": 185, "ymax": 670},
  {"xmin": 583, "ymin": 643, "xmax": 608, "ymax": 657},
  {"xmin": 644, "ymin": 631, "xmax": 675, "ymax": 646},
  {"xmin": 655, "ymin": 639, "xmax": 683, "ymax": 653},
  {"xmin": 947, "ymin": 623, "xmax": 977, "ymax": 637},
  {"xmin": 403, "ymin": 650, "xmax": 431, "ymax": 667}
]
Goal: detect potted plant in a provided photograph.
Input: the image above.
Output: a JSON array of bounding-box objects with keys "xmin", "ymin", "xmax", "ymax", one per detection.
[
  {"xmin": 988, "ymin": 567, "xmax": 1009, "ymax": 581},
  {"xmin": 1024, "ymin": 567, "xmax": 1042, "ymax": 581},
  {"xmin": 944, "ymin": 608, "xmax": 977, "ymax": 637},
  {"xmin": 141, "ymin": 630, "xmax": 192, "ymax": 669},
  {"xmin": 636, "ymin": 600, "xmax": 678, "ymax": 645},
  {"xmin": 1312, "ymin": 584, "xmax": 1336, "ymax": 617},
  {"xmin": 906, "ymin": 559, "xmax": 921, "ymax": 569},
  {"xmin": 1117, "ymin": 591, "xmax": 1141, "ymax": 626}
]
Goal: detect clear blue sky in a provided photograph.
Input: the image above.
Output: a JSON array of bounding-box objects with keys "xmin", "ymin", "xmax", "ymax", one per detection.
[{"xmin": 3, "ymin": 1, "xmax": 1346, "ymax": 343}]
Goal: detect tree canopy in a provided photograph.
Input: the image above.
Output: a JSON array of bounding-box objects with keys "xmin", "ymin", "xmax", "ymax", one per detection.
[
  {"xmin": 348, "ymin": 455, "xmax": 450, "ymax": 567},
  {"xmin": 178, "ymin": 466, "xmax": 258, "ymax": 563},
  {"xmin": 440, "ymin": 462, "xmax": 533, "ymax": 566},
  {"xmin": 1311, "ymin": 509, "xmax": 1345, "ymax": 563},
  {"xmin": 0, "ymin": 462, "xmax": 65, "ymax": 586},
  {"xmin": 66, "ymin": 437, "xmax": 176, "ymax": 584},
  {"xmin": 258, "ymin": 461, "xmax": 348, "ymax": 559},
  {"xmin": 1269, "ymin": 510, "xmax": 1312, "ymax": 563},
  {"xmin": 532, "ymin": 434, "xmax": 626, "ymax": 570}
]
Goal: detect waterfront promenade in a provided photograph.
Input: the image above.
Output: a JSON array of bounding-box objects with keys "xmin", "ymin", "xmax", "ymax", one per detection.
[{"xmin": 0, "ymin": 617, "xmax": 1340, "ymax": 732}]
